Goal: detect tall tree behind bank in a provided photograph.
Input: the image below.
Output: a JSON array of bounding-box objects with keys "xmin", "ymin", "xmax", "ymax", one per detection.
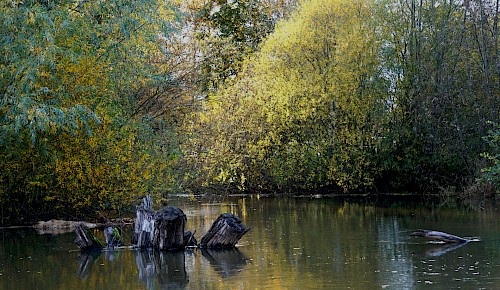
[
  {"xmin": 0, "ymin": 0, "xmax": 181, "ymax": 224},
  {"xmin": 188, "ymin": 0, "xmax": 296, "ymax": 93},
  {"xmin": 185, "ymin": 0, "xmax": 499, "ymax": 194},
  {"xmin": 378, "ymin": 0, "xmax": 499, "ymax": 192},
  {"xmin": 185, "ymin": 0, "xmax": 388, "ymax": 193}
]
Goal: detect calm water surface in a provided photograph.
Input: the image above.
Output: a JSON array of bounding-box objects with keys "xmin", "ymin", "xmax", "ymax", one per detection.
[{"xmin": 1, "ymin": 196, "xmax": 500, "ymax": 289}]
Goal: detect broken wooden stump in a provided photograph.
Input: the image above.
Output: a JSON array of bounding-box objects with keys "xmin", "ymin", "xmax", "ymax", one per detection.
[
  {"xmin": 152, "ymin": 206, "xmax": 187, "ymax": 251},
  {"xmin": 104, "ymin": 226, "xmax": 124, "ymax": 248},
  {"xmin": 409, "ymin": 229, "xmax": 476, "ymax": 244},
  {"xmin": 132, "ymin": 195, "xmax": 155, "ymax": 248},
  {"xmin": 199, "ymin": 213, "xmax": 251, "ymax": 249},
  {"xmin": 74, "ymin": 223, "xmax": 104, "ymax": 251},
  {"xmin": 132, "ymin": 196, "xmax": 195, "ymax": 250}
]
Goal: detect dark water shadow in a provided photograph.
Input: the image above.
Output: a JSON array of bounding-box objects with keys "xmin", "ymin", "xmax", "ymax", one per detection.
[
  {"xmin": 201, "ymin": 248, "xmax": 249, "ymax": 278},
  {"xmin": 135, "ymin": 249, "xmax": 189, "ymax": 289},
  {"xmin": 76, "ymin": 251, "xmax": 102, "ymax": 279}
]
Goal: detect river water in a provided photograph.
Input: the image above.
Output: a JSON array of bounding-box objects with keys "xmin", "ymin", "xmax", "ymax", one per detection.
[{"xmin": 1, "ymin": 195, "xmax": 499, "ymax": 289}]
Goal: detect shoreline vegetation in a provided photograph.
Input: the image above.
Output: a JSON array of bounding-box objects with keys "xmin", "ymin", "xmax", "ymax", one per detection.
[{"xmin": 0, "ymin": 0, "xmax": 498, "ymax": 226}]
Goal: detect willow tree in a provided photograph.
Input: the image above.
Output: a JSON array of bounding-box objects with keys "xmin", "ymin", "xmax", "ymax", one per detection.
[{"xmin": 185, "ymin": 0, "xmax": 388, "ymax": 193}]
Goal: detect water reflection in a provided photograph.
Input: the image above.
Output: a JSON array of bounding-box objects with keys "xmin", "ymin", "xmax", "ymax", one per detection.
[
  {"xmin": 135, "ymin": 249, "xmax": 189, "ymax": 289},
  {"xmin": 133, "ymin": 248, "xmax": 248, "ymax": 288},
  {"xmin": 2, "ymin": 197, "xmax": 500, "ymax": 289},
  {"xmin": 417, "ymin": 242, "xmax": 470, "ymax": 258},
  {"xmin": 201, "ymin": 248, "xmax": 248, "ymax": 278},
  {"xmin": 76, "ymin": 251, "xmax": 101, "ymax": 279}
]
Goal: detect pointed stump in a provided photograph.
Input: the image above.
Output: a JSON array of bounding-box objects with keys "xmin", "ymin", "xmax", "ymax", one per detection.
[
  {"xmin": 199, "ymin": 213, "xmax": 250, "ymax": 249},
  {"xmin": 132, "ymin": 196, "xmax": 155, "ymax": 248}
]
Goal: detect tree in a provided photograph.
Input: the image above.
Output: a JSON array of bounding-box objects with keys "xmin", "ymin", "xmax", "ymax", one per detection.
[
  {"xmin": 378, "ymin": 0, "xmax": 499, "ymax": 191},
  {"xmin": 185, "ymin": 0, "xmax": 388, "ymax": 193},
  {"xmin": 188, "ymin": 0, "xmax": 296, "ymax": 93},
  {"xmin": 0, "ymin": 0, "xmax": 182, "ymax": 224}
]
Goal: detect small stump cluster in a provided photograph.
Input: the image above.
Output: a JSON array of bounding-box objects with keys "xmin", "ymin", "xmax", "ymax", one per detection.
[
  {"xmin": 75, "ymin": 195, "xmax": 251, "ymax": 251},
  {"xmin": 132, "ymin": 196, "xmax": 250, "ymax": 250}
]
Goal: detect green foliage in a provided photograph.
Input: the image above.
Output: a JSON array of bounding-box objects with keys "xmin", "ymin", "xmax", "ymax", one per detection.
[
  {"xmin": 0, "ymin": 0, "xmax": 182, "ymax": 224},
  {"xmin": 185, "ymin": 0, "xmax": 499, "ymax": 195},
  {"xmin": 186, "ymin": 0, "xmax": 388, "ymax": 193},
  {"xmin": 481, "ymin": 122, "xmax": 500, "ymax": 188},
  {"xmin": 375, "ymin": 0, "xmax": 500, "ymax": 191},
  {"xmin": 192, "ymin": 0, "xmax": 285, "ymax": 92}
]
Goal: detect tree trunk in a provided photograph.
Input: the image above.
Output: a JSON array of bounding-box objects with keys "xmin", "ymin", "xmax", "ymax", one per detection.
[
  {"xmin": 152, "ymin": 206, "xmax": 187, "ymax": 251},
  {"xmin": 132, "ymin": 196, "xmax": 155, "ymax": 248},
  {"xmin": 199, "ymin": 213, "xmax": 251, "ymax": 249}
]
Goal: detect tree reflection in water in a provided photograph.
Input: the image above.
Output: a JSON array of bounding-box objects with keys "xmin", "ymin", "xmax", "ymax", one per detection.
[
  {"xmin": 135, "ymin": 249, "xmax": 189, "ymax": 289},
  {"xmin": 201, "ymin": 248, "xmax": 249, "ymax": 278},
  {"xmin": 418, "ymin": 242, "xmax": 470, "ymax": 257},
  {"xmin": 76, "ymin": 251, "xmax": 101, "ymax": 279}
]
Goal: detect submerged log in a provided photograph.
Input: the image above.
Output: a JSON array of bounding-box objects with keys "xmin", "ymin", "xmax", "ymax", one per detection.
[
  {"xmin": 199, "ymin": 213, "xmax": 251, "ymax": 249},
  {"xmin": 409, "ymin": 229, "xmax": 473, "ymax": 243},
  {"xmin": 74, "ymin": 223, "xmax": 104, "ymax": 251}
]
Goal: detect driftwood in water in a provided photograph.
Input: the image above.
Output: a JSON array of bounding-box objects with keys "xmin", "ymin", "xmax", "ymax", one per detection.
[
  {"xmin": 199, "ymin": 213, "xmax": 251, "ymax": 249},
  {"xmin": 409, "ymin": 229, "xmax": 472, "ymax": 243},
  {"xmin": 184, "ymin": 230, "xmax": 197, "ymax": 247},
  {"xmin": 74, "ymin": 223, "xmax": 104, "ymax": 251}
]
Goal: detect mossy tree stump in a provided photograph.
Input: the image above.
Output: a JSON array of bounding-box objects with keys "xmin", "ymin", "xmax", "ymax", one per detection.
[{"xmin": 74, "ymin": 223, "xmax": 104, "ymax": 251}]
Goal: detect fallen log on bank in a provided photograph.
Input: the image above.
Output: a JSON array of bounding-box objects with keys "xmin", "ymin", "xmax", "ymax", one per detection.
[{"xmin": 409, "ymin": 229, "xmax": 478, "ymax": 244}]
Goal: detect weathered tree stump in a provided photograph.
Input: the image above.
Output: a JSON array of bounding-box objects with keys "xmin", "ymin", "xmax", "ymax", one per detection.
[
  {"xmin": 104, "ymin": 226, "xmax": 124, "ymax": 248},
  {"xmin": 74, "ymin": 223, "xmax": 104, "ymax": 251},
  {"xmin": 199, "ymin": 213, "xmax": 251, "ymax": 249},
  {"xmin": 132, "ymin": 196, "xmax": 155, "ymax": 248},
  {"xmin": 132, "ymin": 196, "xmax": 193, "ymax": 250},
  {"xmin": 152, "ymin": 206, "xmax": 187, "ymax": 251}
]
